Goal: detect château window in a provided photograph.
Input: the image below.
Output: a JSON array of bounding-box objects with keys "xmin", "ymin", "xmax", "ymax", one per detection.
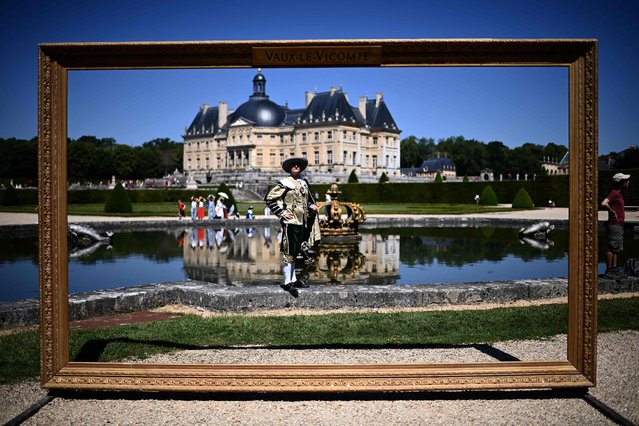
[
  {"xmin": 302, "ymin": 133, "xmax": 307, "ymax": 143},
  {"xmin": 372, "ymin": 155, "xmax": 377, "ymax": 168},
  {"xmin": 327, "ymin": 150, "xmax": 333, "ymax": 165},
  {"xmin": 314, "ymin": 132, "xmax": 319, "ymax": 142},
  {"xmin": 314, "ymin": 151, "xmax": 319, "ymax": 164},
  {"xmin": 327, "ymin": 130, "xmax": 333, "ymax": 140}
]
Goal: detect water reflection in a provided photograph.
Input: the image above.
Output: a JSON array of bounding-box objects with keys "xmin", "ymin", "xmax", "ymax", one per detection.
[
  {"xmin": 181, "ymin": 226, "xmax": 400, "ymax": 286},
  {"xmin": 3, "ymin": 223, "xmax": 609, "ymax": 302},
  {"xmin": 180, "ymin": 225, "xmax": 565, "ymax": 287}
]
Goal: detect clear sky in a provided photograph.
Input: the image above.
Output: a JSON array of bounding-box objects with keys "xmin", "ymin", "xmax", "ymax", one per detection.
[{"xmin": 1, "ymin": 0, "xmax": 637, "ymax": 154}]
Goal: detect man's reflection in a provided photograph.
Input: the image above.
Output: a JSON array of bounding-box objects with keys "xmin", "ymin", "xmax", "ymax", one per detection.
[{"xmin": 178, "ymin": 226, "xmax": 400, "ymax": 286}]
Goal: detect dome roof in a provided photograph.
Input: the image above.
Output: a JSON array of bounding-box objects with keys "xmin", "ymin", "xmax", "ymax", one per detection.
[
  {"xmin": 229, "ymin": 99, "xmax": 285, "ymax": 127},
  {"xmin": 227, "ymin": 69, "xmax": 286, "ymax": 127}
]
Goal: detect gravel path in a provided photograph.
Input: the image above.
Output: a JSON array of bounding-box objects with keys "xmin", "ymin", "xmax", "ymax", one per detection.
[{"xmin": 2, "ymin": 330, "xmax": 637, "ymax": 425}]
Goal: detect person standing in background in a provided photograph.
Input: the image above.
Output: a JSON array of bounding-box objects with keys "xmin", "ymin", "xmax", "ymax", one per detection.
[
  {"xmin": 177, "ymin": 199, "xmax": 186, "ymax": 220},
  {"xmin": 207, "ymin": 194, "xmax": 216, "ymax": 220},
  {"xmin": 190, "ymin": 196, "xmax": 197, "ymax": 220},
  {"xmin": 601, "ymin": 173, "xmax": 630, "ymax": 278}
]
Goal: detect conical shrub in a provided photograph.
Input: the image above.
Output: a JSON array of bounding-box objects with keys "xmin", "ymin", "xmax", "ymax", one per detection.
[
  {"xmin": 512, "ymin": 187, "xmax": 535, "ymax": 208},
  {"xmin": 479, "ymin": 185, "xmax": 498, "ymax": 206},
  {"xmin": 348, "ymin": 170, "xmax": 359, "ymax": 183},
  {"xmin": 104, "ymin": 182, "xmax": 132, "ymax": 213}
]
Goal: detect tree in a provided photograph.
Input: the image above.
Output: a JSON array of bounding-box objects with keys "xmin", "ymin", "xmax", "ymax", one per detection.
[
  {"xmin": 348, "ymin": 170, "xmax": 359, "ymax": 183},
  {"xmin": 400, "ymin": 136, "xmax": 435, "ymax": 168},
  {"xmin": 0, "ymin": 137, "xmax": 38, "ymax": 179},
  {"xmin": 434, "ymin": 171, "xmax": 443, "ymax": 183},
  {"xmin": 379, "ymin": 172, "xmax": 389, "ymax": 183},
  {"xmin": 67, "ymin": 140, "xmax": 97, "ymax": 180},
  {"xmin": 612, "ymin": 146, "xmax": 639, "ymax": 169},
  {"xmin": 400, "ymin": 136, "xmax": 419, "ymax": 168},
  {"xmin": 143, "ymin": 138, "xmax": 184, "ymax": 175},
  {"xmin": 111, "ymin": 145, "xmax": 136, "ymax": 179},
  {"xmin": 485, "ymin": 141, "xmax": 511, "ymax": 176},
  {"xmin": 436, "ymin": 135, "xmax": 486, "ymax": 177},
  {"xmin": 542, "ymin": 142, "xmax": 568, "ymax": 164}
]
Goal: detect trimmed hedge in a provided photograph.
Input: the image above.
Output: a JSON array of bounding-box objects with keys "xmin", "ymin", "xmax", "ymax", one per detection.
[
  {"xmin": 479, "ymin": 185, "xmax": 498, "ymax": 206},
  {"xmin": 512, "ymin": 187, "xmax": 535, "ymax": 208},
  {"xmin": 104, "ymin": 183, "xmax": 132, "ymax": 213},
  {"xmin": 1, "ymin": 168, "xmax": 635, "ymax": 208}
]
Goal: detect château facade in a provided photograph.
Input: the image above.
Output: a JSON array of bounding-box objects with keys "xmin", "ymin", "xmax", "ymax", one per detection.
[{"xmin": 183, "ymin": 70, "xmax": 401, "ymax": 183}]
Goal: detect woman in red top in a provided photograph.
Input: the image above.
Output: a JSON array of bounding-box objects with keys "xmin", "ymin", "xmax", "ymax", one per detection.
[{"xmin": 601, "ymin": 172, "xmax": 630, "ymax": 277}]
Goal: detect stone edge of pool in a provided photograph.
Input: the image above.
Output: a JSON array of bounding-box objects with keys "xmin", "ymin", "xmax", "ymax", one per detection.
[{"xmin": 2, "ymin": 277, "xmax": 638, "ymax": 329}]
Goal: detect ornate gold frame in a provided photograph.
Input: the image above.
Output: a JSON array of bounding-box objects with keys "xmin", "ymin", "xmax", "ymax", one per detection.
[{"xmin": 38, "ymin": 39, "xmax": 598, "ymax": 392}]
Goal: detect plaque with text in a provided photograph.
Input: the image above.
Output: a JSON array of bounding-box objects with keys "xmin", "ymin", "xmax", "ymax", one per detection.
[{"xmin": 253, "ymin": 46, "xmax": 381, "ymax": 67}]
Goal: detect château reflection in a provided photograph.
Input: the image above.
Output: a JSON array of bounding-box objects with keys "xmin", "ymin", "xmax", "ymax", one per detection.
[{"xmin": 181, "ymin": 226, "xmax": 400, "ymax": 286}]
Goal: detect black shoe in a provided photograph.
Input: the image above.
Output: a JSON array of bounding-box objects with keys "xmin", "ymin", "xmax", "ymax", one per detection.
[
  {"xmin": 292, "ymin": 280, "xmax": 309, "ymax": 288},
  {"xmin": 280, "ymin": 284, "xmax": 299, "ymax": 297}
]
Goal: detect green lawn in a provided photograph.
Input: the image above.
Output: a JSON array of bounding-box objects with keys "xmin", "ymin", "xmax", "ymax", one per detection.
[{"xmin": 1, "ymin": 296, "xmax": 638, "ymax": 384}]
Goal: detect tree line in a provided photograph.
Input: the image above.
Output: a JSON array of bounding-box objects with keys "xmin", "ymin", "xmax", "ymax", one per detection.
[
  {"xmin": 400, "ymin": 135, "xmax": 568, "ymax": 178},
  {"xmin": 0, "ymin": 136, "xmax": 183, "ymax": 181},
  {"xmin": 3, "ymin": 134, "xmax": 632, "ymax": 182}
]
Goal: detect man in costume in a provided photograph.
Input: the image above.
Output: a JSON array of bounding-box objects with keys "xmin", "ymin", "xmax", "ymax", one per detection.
[{"xmin": 265, "ymin": 157, "xmax": 320, "ymax": 293}]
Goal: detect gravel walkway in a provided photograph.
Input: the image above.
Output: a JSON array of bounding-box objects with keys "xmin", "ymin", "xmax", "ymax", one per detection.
[{"xmin": 1, "ymin": 330, "xmax": 637, "ymax": 425}]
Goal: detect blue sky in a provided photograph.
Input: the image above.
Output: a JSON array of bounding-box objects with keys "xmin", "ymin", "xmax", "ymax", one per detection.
[{"xmin": 1, "ymin": 0, "xmax": 637, "ymax": 154}]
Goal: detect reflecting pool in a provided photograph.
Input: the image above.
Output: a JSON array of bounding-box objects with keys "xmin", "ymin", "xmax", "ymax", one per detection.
[{"xmin": 0, "ymin": 223, "xmax": 633, "ymax": 302}]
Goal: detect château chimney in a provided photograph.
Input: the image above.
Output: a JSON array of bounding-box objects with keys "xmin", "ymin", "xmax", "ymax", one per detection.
[
  {"xmin": 359, "ymin": 96, "xmax": 367, "ymax": 119},
  {"xmin": 375, "ymin": 92, "xmax": 383, "ymax": 107},
  {"xmin": 305, "ymin": 91, "xmax": 315, "ymax": 107},
  {"xmin": 218, "ymin": 101, "xmax": 227, "ymax": 128}
]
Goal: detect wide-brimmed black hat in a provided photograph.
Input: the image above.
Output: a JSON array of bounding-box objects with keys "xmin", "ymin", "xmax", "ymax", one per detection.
[{"xmin": 282, "ymin": 157, "xmax": 308, "ymax": 173}]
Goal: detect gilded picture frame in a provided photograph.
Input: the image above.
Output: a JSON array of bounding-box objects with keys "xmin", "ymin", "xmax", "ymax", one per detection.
[{"xmin": 38, "ymin": 39, "xmax": 598, "ymax": 392}]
